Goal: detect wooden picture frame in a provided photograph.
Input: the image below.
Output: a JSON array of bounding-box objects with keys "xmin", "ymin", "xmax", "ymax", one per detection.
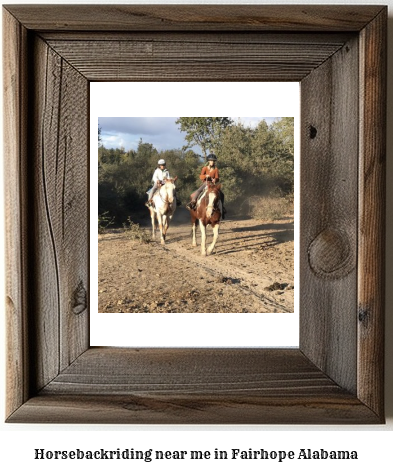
[{"xmin": 3, "ymin": 5, "xmax": 386, "ymax": 424}]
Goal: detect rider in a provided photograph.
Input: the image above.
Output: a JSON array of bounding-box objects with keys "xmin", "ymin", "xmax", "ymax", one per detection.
[
  {"xmin": 146, "ymin": 159, "xmax": 181, "ymax": 207},
  {"xmin": 186, "ymin": 153, "xmax": 226, "ymax": 218},
  {"xmin": 146, "ymin": 159, "xmax": 170, "ymax": 207}
]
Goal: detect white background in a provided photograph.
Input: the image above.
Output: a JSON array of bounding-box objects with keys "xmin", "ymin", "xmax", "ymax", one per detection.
[
  {"xmin": 1, "ymin": 0, "xmax": 392, "ymax": 472},
  {"xmin": 90, "ymin": 82, "xmax": 300, "ymax": 348}
]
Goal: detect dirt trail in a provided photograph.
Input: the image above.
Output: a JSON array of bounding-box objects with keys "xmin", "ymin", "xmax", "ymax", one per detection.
[{"xmin": 98, "ymin": 208, "xmax": 294, "ymax": 313}]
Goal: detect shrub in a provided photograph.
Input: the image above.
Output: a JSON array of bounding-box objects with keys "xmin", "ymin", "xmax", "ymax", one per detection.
[
  {"xmin": 98, "ymin": 212, "xmax": 115, "ymax": 234},
  {"xmin": 122, "ymin": 217, "xmax": 151, "ymax": 243},
  {"xmin": 249, "ymin": 192, "xmax": 294, "ymax": 221}
]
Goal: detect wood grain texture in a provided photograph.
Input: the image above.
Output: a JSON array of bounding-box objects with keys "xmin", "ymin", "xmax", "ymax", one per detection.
[
  {"xmin": 3, "ymin": 9, "xmax": 30, "ymax": 418},
  {"xmin": 3, "ymin": 5, "xmax": 386, "ymax": 424},
  {"xmin": 45, "ymin": 36, "xmax": 348, "ymax": 82},
  {"xmin": 9, "ymin": 392, "xmax": 379, "ymax": 425},
  {"xmin": 40, "ymin": 31, "xmax": 354, "ymax": 43},
  {"xmin": 3, "ymin": 5, "xmax": 384, "ymax": 32},
  {"xmin": 44, "ymin": 348, "xmax": 341, "ymax": 395},
  {"xmin": 358, "ymin": 9, "xmax": 387, "ymax": 417},
  {"xmin": 29, "ymin": 36, "xmax": 89, "ymax": 389},
  {"xmin": 7, "ymin": 348, "xmax": 380, "ymax": 424},
  {"xmin": 300, "ymin": 36, "xmax": 359, "ymax": 394}
]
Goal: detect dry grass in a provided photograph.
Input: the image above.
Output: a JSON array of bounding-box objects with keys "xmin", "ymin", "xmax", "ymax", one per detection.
[
  {"xmin": 249, "ymin": 194, "xmax": 294, "ymax": 221},
  {"xmin": 122, "ymin": 217, "xmax": 151, "ymax": 243}
]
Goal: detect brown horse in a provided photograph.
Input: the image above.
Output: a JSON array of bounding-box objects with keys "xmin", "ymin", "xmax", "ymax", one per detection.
[{"xmin": 189, "ymin": 182, "xmax": 222, "ymax": 256}]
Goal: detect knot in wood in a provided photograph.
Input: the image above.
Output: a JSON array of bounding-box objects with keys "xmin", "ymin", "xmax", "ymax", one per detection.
[
  {"xmin": 358, "ymin": 307, "xmax": 370, "ymax": 326},
  {"xmin": 308, "ymin": 228, "xmax": 354, "ymax": 279},
  {"xmin": 309, "ymin": 125, "xmax": 317, "ymax": 139},
  {"xmin": 73, "ymin": 281, "xmax": 87, "ymax": 315}
]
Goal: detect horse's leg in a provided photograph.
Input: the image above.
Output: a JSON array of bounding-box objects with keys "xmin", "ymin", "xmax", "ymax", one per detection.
[
  {"xmin": 207, "ymin": 224, "xmax": 220, "ymax": 255},
  {"xmin": 156, "ymin": 213, "xmax": 163, "ymax": 244},
  {"xmin": 166, "ymin": 214, "xmax": 170, "ymax": 238},
  {"xmin": 162, "ymin": 215, "xmax": 168, "ymax": 244},
  {"xmin": 157, "ymin": 213, "xmax": 165, "ymax": 245},
  {"xmin": 199, "ymin": 221, "xmax": 207, "ymax": 256},
  {"xmin": 191, "ymin": 216, "xmax": 198, "ymax": 247},
  {"xmin": 150, "ymin": 209, "xmax": 156, "ymax": 239},
  {"xmin": 192, "ymin": 222, "xmax": 197, "ymax": 247}
]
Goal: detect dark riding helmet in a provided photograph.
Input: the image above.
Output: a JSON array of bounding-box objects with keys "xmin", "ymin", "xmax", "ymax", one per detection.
[{"xmin": 207, "ymin": 153, "xmax": 217, "ymax": 162}]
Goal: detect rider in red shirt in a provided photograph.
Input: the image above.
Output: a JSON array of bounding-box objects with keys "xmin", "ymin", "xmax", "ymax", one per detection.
[
  {"xmin": 186, "ymin": 153, "xmax": 226, "ymax": 218},
  {"xmin": 199, "ymin": 163, "xmax": 219, "ymax": 183}
]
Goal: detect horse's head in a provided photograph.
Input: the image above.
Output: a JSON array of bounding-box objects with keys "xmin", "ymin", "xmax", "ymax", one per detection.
[
  {"xmin": 162, "ymin": 177, "xmax": 177, "ymax": 204},
  {"xmin": 205, "ymin": 182, "xmax": 221, "ymax": 218}
]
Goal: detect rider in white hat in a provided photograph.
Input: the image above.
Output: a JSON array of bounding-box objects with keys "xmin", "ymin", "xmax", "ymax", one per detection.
[{"xmin": 146, "ymin": 159, "xmax": 170, "ymax": 207}]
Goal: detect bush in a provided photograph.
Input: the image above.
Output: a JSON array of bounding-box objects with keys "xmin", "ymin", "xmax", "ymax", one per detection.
[
  {"xmin": 122, "ymin": 217, "xmax": 151, "ymax": 243},
  {"xmin": 249, "ymin": 193, "xmax": 293, "ymax": 221},
  {"xmin": 98, "ymin": 212, "xmax": 115, "ymax": 234}
]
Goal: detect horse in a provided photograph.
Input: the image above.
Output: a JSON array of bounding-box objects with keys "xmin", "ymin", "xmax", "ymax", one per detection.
[
  {"xmin": 148, "ymin": 177, "xmax": 177, "ymax": 244},
  {"xmin": 188, "ymin": 182, "xmax": 222, "ymax": 256}
]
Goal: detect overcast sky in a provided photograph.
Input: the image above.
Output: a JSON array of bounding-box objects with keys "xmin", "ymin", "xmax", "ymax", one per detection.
[{"xmin": 99, "ymin": 117, "xmax": 279, "ymax": 154}]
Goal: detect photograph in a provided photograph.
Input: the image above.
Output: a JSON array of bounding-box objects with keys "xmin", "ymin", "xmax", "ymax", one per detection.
[{"xmin": 97, "ymin": 116, "xmax": 295, "ymax": 314}]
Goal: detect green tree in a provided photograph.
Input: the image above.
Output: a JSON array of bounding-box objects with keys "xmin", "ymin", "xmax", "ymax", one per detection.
[
  {"xmin": 97, "ymin": 117, "xmax": 295, "ymax": 223},
  {"xmin": 98, "ymin": 140, "xmax": 159, "ymax": 223},
  {"xmin": 215, "ymin": 117, "xmax": 294, "ymax": 202},
  {"xmin": 264, "ymin": 117, "xmax": 294, "ymax": 192},
  {"xmin": 176, "ymin": 117, "xmax": 233, "ymax": 159}
]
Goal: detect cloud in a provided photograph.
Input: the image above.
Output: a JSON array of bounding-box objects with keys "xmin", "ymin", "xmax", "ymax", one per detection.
[
  {"xmin": 232, "ymin": 117, "xmax": 278, "ymax": 127},
  {"xmin": 99, "ymin": 117, "xmax": 278, "ymax": 152},
  {"xmin": 99, "ymin": 117, "xmax": 187, "ymax": 151},
  {"xmin": 100, "ymin": 117, "xmax": 176, "ymax": 136}
]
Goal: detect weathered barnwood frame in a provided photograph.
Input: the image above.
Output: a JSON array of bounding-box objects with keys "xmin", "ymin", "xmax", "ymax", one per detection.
[{"xmin": 3, "ymin": 5, "xmax": 386, "ymax": 423}]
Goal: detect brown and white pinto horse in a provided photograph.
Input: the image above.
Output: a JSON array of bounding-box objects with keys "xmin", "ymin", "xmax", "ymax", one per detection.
[
  {"xmin": 149, "ymin": 178, "xmax": 177, "ymax": 244},
  {"xmin": 189, "ymin": 182, "xmax": 222, "ymax": 256}
]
